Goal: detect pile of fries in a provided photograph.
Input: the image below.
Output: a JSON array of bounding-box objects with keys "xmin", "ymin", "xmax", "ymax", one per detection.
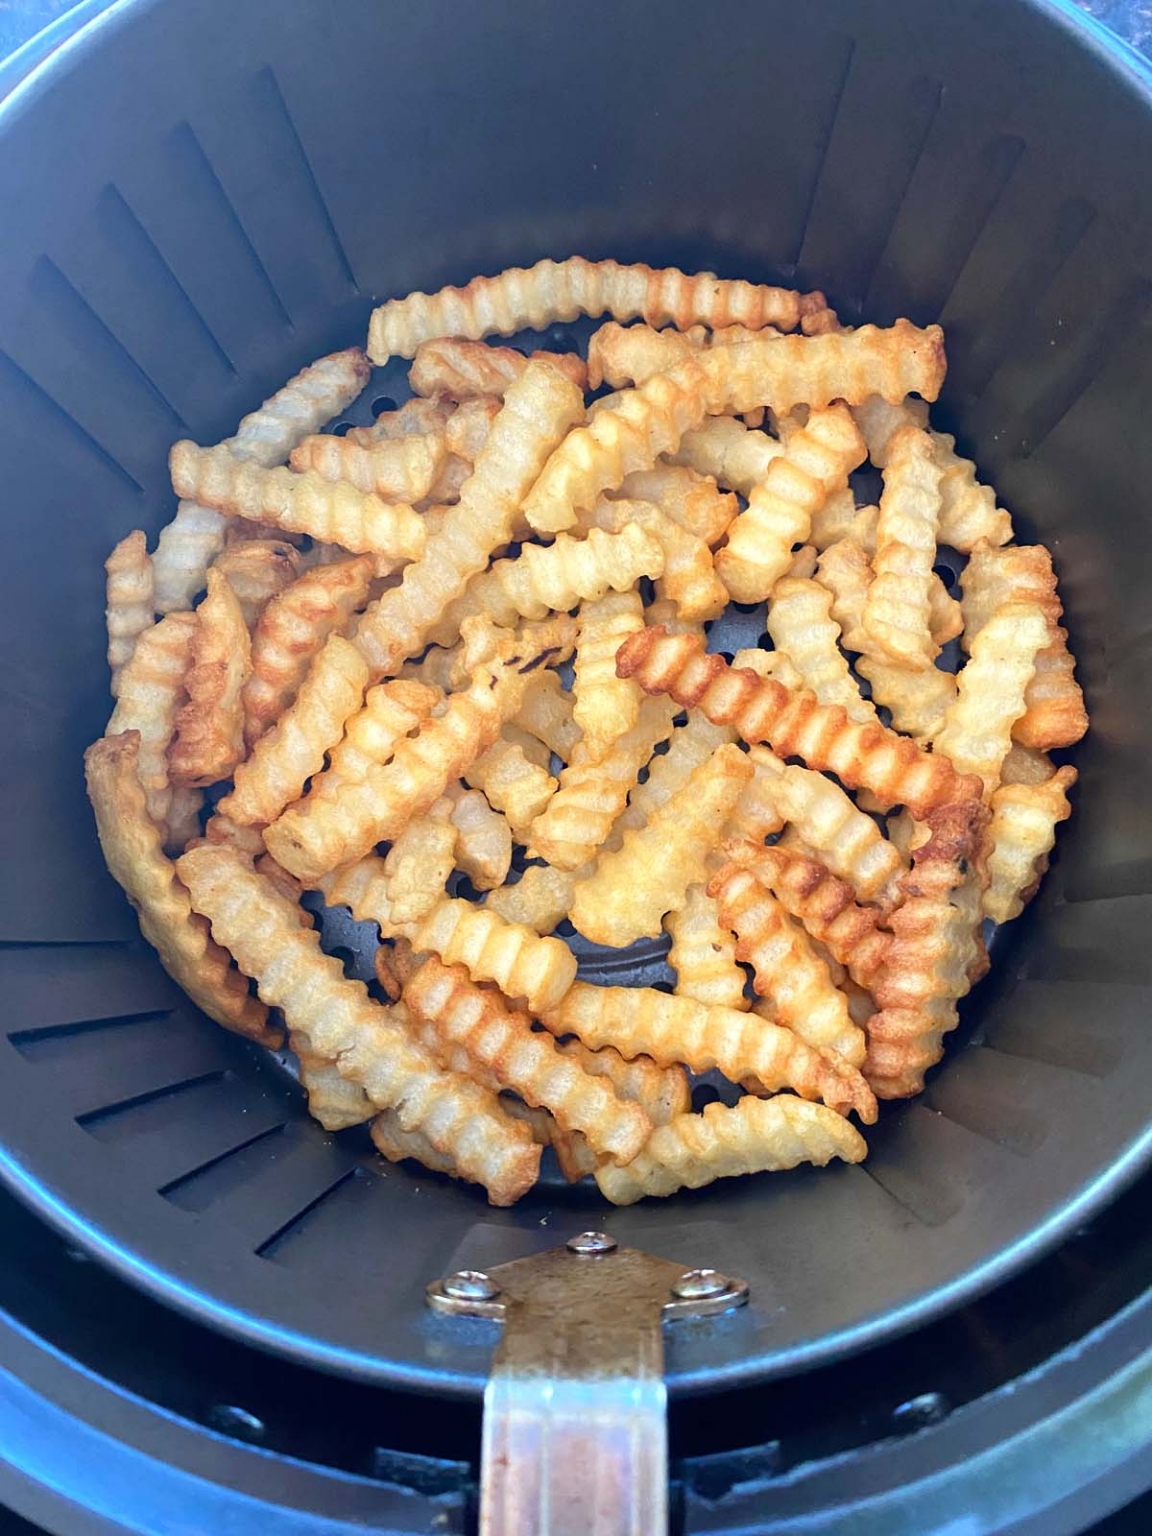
[{"xmin": 87, "ymin": 256, "xmax": 1087, "ymax": 1207}]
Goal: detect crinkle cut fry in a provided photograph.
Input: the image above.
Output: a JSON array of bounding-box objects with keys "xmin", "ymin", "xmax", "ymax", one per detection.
[
  {"xmin": 367, "ymin": 257, "xmax": 807, "ymax": 363},
  {"xmin": 665, "ymin": 882, "xmax": 749, "ymax": 1012},
  {"xmin": 175, "ymin": 844, "xmax": 539, "ymax": 1205},
  {"xmin": 410, "ymin": 896, "xmax": 577, "ymax": 1015},
  {"xmin": 210, "ymin": 539, "xmax": 300, "ymax": 631},
  {"xmin": 402, "ymin": 955, "xmax": 650, "ymax": 1165},
  {"xmin": 616, "ymin": 626, "xmax": 973, "ymax": 818},
  {"xmin": 85, "ymin": 733, "xmax": 277, "ymax": 1045},
  {"xmin": 168, "ymin": 568, "xmax": 250, "ymax": 789},
  {"xmin": 985, "ymin": 765, "xmax": 1076, "ymax": 924},
  {"xmin": 595, "ymin": 1095, "xmax": 868, "ymax": 1205},
  {"xmin": 106, "ymin": 609, "xmax": 197, "ymax": 835},
  {"xmin": 540, "ymin": 983, "xmax": 876, "ymax": 1122},
  {"xmin": 288, "ymin": 430, "xmax": 448, "ymax": 504},
  {"xmin": 409, "ymin": 337, "xmax": 588, "ymax": 399},
  {"xmin": 292, "ymin": 1030, "xmax": 375, "ymax": 1131},
  {"xmin": 105, "ymin": 530, "xmax": 155, "ymax": 695},
  {"xmin": 862, "ymin": 425, "xmax": 943, "ymax": 671}
]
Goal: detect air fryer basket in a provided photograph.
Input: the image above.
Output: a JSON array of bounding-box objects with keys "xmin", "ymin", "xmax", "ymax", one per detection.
[{"xmin": 1, "ymin": 0, "xmax": 1150, "ymax": 1400}]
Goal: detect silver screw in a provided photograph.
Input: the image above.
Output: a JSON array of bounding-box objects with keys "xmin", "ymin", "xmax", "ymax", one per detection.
[
  {"xmin": 567, "ymin": 1231, "xmax": 617, "ymax": 1256},
  {"xmin": 441, "ymin": 1269, "xmax": 499, "ymax": 1301},
  {"xmin": 671, "ymin": 1267, "xmax": 732, "ymax": 1301}
]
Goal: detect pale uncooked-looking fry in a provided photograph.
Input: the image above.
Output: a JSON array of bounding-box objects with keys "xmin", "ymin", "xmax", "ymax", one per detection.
[
  {"xmin": 169, "ymin": 444, "xmax": 426, "ymax": 562},
  {"xmin": 579, "ymin": 499, "xmax": 726, "ymax": 623},
  {"xmin": 1000, "ymin": 743, "xmax": 1057, "ymax": 787},
  {"xmin": 242, "ymin": 555, "xmax": 376, "ymax": 748},
  {"xmin": 617, "ymin": 463, "xmax": 737, "ymax": 543},
  {"xmin": 595, "ymin": 1095, "xmax": 867, "ymax": 1205},
  {"xmin": 169, "ymin": 570, "xmax": 251, "ymax": 788},
  {"xmin": 289, "ymin": 430, "xmax": 448, "ymax": 504},
  {"xmin": 411, "ymin": 897, "xmax": 577, "ymax": 1014},
  {"xmin": 85, "ymin": 733, "xmax": 276, "ymax": 1044},
  {"xmin": 669, "ymin": 416, "xmax": 784, "ymax": 497},
  {"xmin": 586, "ymin": 320, "xmax": 695, "ymax": 389},
  {"xmin": 721, "ymin": 841, "xmax": 891, "ymax": 989},
  {"xmin": 985, "ymin": 765, "xmax": 1076, "ymax": 924},
  {"xmin": 512, "ymin": 670, "xmax": 582, "ymax": 763},
  {"xmin": 105, "ymin": 531, "xmax": 155, "ymax": 695},
  {"xmin": 665, "ymin": 881, "xmax": 749, "ymax": 1012},
  {"xmin": 570, "ymin": 743, "xmax": 752, "ymax": 946},
  {"xmin": 862, "ymin": 426, "xmax": 943, "ymax": 670},
  {"xmin": 403, "ymin": 956, "xmax": 649, "ymax": 1165},
  {"xmin": 352, "ymin": 359, "xmax": 585, "ymax": 675},
  {"xmin": 154, "ymin": 348, "xmax": 370, "ymax": 614},
  {"xmin": 107, "ymin": 609, "xmax": 197, "ymax": 834},
  {"xmin": 210, "ymin": 539, "xmax": 300, "ymax": 630},
  {"xmin": 448, "ymin": 786, "xmax": 512, "ymax": 891},
  {"xmin": 409, "ymin": 338, "xmax": 588, "ymax": 399},
  {"xmin": 933, "ymin": 603, "xmax": 1049, "ymax": 795},
  {"xmin": 219, "ymin": 635, "xmax": 369, "ymax": 828},
  {"xmin": 176, "ymin": 845, "xmax": 539, "ymax": 1205},
  {"xmin": 573, "ymin": 590, "xmax": 646, "ymax": 763},
  {"xmin": 864, "ymin": 797, "xmax": 990, "ymax": 1099},
  {"xmin": 716, "ymin": 404, "xmax": 866, "ymax": 603},
  {"xmin": 850, "ymin": 395, "xmax": 930, "ymax": 467},
  {"xmin": 960, "ymin": 541, "xmax": 1087, "ymax": 750},
  {"xmin": 376, "ymin": 798, "xmax": 457, "ymax": 927},
  {"xmin": 709, "ymin": 863, "xmax": 865, "ymax": 1066},
  {"xmin": 265, "ymin": 663, "xmax": 530, "ymax": 883},
  {"xmin": 485, "ymin": 862, "xmax": 580, "ymax": 934},
  {"xmin": 464, "ymin": 737, "xmax": 558, "ymax": 838},
  {"xmin": 541, "ymin": 983, "xmax": 875, "ymax": 1121},
  {"xmin": 613, "ymin": 710, "xmax": 734, "ymax": 837},
  {"xmin": 345, "ymin": 396, "xmax": 450, "ymax": 446},
  {"xmin": 317, "ymin": 853, "xmax": 408, "ymax": 940},
  {"xmin": 808, "ymin": 492, "xmax": 872, "ymax": 551},
  {"xmin": 616, "ymin": 627, "xmax": 973, "ymax": 817},
  {"xmin": 368, "ymin": 258, "xmax": 806, "ymax": 364},
  {"xmin": 765, "ymin": 577, "xmax": 877, "ymax": 725},
  {"xmin": 292, "ymin": 1031, "xmax": 374, "ymax": 1131}
]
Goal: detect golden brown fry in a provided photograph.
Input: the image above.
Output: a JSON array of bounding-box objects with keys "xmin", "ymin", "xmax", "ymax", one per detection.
[
  {"xmin": 241, "ymin": 555, "xmax": 376, "ymax": 748},
  {"xmin": 665, "ymin": 882, "xmax": 749, "ymax": 1012},
  {"xmin": 669, "ymin": 416, "xmax": 784, "ymax": 497},
  {"xmin": 614, "ymin": 709, "xmax": 735, "ymax": 842},
  {"xmin": 513, "ymin": 670, "xmax": 582, "ymax": 763},
  {"xmin": 595, "ymin": 1094, "xmax": 867, "ymax": 1205},
  {"xmin": 862, "ymin": 426, "xmax": 943, "ymax": 670},
  {"xmin": 709, "ymin": 863, "xmax": 866, "ymax": 1065},
  {"xmin": 850, "ymin": 395, "xmax": 930, "ymax": 467},
  {"xmin": 292, "ymin": 1030, "xmax": 375, "ymax": 1130},
  {"xmin": 266, "ymin": 663, "xmax": 529, "ymax": 883},
  {"xmin": 586, "ymin": 321, "xmax": 695, "ymax": 389},
  {"xmin": 409, "ymin": 337, "xmax": 588, "ymax": 399},
  {"xmin": 570, "ymin": 743, "xmax": 752, "ymax": 945},
  {"xmin": 985, "ymin": 765, "xmax": 1076, "ymax": 923},
  {"xmin": 765, "ymin": 577, "xmax": 877, "ymax": 725},
  {"xmin": 573, "ymin": 590, "xmax": 646, "ymax": 762},
  {"xmin": 176, "ymin": 845, "xmax": 539, "ymax": 1204},
  {"xmin": 716, "ymin": 404, "xmax": 866, "ymax": 603},
  {"xmin": 317, "ymin": 853, "xmax": 408, "ymax": 939},
  {"xmin": 403, "ymin": 955, "xmax": 649, "ymax": 1165},
  {"xmin": 210, "ymin": 539, "xmax": 300, "ymax": 630},
  {"xmin": 721, "ymin": 842, "xmax": 891, "ymax": 988},
  {"xmin": 220, "ymin": 635, "xmax": 369, "ymax": 827},
  {"xmin": 105, "ymin": 531, "xmax": 155, "ymax": 695},
  {"xmin": 864, "ymin": 797, "xmax": 991, "ymax": 1098},
  {"xmin": 960, "ymin": 542, "xmax": 1087, "ymax": 750},
  {"xmin": 814, "ymin": 537, "xmax": 873, "ymax": 652},
  {"xmin": 411, "ymin": 897, "xmax": 577, "ymax": 1014},
  {"xmin": 107, "ymin": 610, "xmax": 197, "ymax": 834},
  {"xmin": 580, "ymin": 499, "xmax": 726, "ymax": 623},
  {"xmin": 154, "ymin": 349, "xmax": 370, "ymax": 614},
  {"xmin": 541, "ymin": 983, "xmax": 874, "ymax": 1120},
  {"xmin": 289, "ymin": 430, "xmax": 447, "ymax": 504},
  {"xmin": 379, "ymin": 798, "xmax": 458, "ymax": 927},
  {"xmin": 85, "ymin": 733, "xmax": 276, "ymax": 1044},
  {"xmin": 169, "ymin": 570, "xmax": 250, "ymax": 788},
  {"xmin": 352, "ymin": 360, "xmax": 585, "ymax": 674},
  {"xmin": 368, "ymin": 258, "xmax": 805, "ymax": 364},
  {"xmin": 933, "ymin": 603, "xmax": 1049, "ymax": 794},
  {"xmin": 1000, "ymin": 743, "xmax": 1056, "ymax": 787},
  {"xmin": 464, "ymin": 737, "xmax": 558, "ymax": 838},
  {"xmin": 320, "ymin": 677, "xmax": 441, "ymax": 795},
  {"xmin": 616, "ymin": 627, "xmax": 973, "ymax": 817},
  {"xmin": 168, "ymin": 443, "xmax": 426, "ymax": 561},
  {"xmin": 617, "ymin": 463, "xmax": 737, "ymax": 544},
  {"xmin": 448, "ymin": 786, "xmax": 512, "ymax": 891}
]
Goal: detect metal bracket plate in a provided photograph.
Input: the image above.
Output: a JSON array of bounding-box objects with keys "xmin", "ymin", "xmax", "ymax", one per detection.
[{"xmin": 427, "ymin": 1234, "xmax": 748, "ymax": 1536}]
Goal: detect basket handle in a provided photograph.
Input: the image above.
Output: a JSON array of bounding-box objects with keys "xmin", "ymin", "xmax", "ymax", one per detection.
[{"xmin": 427, "ymin": 1234, "xmax": 748, "ymax": 1536}]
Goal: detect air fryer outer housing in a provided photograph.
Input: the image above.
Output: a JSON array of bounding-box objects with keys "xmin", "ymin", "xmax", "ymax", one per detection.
[{"xmin": 0, "ymin": 0, "xmax": 1150, "ymax": 1411}]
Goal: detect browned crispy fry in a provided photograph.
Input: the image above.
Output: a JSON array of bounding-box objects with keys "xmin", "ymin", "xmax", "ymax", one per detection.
[
  {"xmin": 105, "ymin": 531, "xmax": 155, "ymax": 695},
  {"xmin": 595, "ymin": 1095, "xmax": 867, "ymax": 1204},
  {"xmin": 210, "ymin": 539, "xmax": 300, "ymax": 630},
  {"xmin": 85, "ymin": 733, "xmax": 276, "ymax": 1045},
  {"xmin": 709, "ymin": 863, "xmax": 866, "ymax": 1065},
  {"xmin": 616, "ymin": 627, "xmax": 974, "ymax": 817},
  {"xmin": 241, "ymin": 555, "xmax": 376, "ymax": 748},
  {"xmin": 411, "ymin": 896, "xmax": 577, "ymax": 1013},
  {"xmin": 721, "ymin": 842, "xmax": 891, "ymax": 988},
  {"xmin": 409, "ymin": 337, "xmax": 588, "ymax": 399},
  {"xmin": 352, "ymin": 360, "xmax": 585, "ymax": 675},
  {"xmin": 403, "ymin": 955, "xmax": 649, "ymax": 1165},
  {"xmin": 665, "ymin": 882, "xmax": 749, "ymax": 1012},
  {"xmin": 176, "ymin": 845, "xmax": 539, "ymax": 1204},
  {"xmin": 541, "ymin": 983, "xmax": 875, "ymax": 1121},
  {"xmin": 586, "ymin": 321, "xmax": 695, "ymax": 389},
  {"xmin": 289, "ymin": 430, "xmax": 448, "ymax": 504},
  {"xmin": 169, "ymin": 443, "xmax": 426, "ymax": 561},
  {"xmin": 864, "ymin": 798, "xmax": 991, "ymax": 1098},
  {"xmin": 107, "ymin": 609, "xmax": 197, "ymax": 834},
  {"xmin": 985, "ymin": 765, "xmax": 1076, "ymax": 923},
  {"xmin": 368, "ymin": 258, "xmax": 805, "ymax": 364},
  {"xmin": 169, "ymin": 570, "xmax": 251, "ymax": 788}
]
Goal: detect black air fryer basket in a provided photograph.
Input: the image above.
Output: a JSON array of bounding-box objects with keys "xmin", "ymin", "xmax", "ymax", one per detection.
[{"xmin": 1, "ymin": 0, "xmax": 1151, "ymax": 1524}]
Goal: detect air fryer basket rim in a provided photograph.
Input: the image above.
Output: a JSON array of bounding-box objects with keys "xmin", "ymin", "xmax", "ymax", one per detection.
[{"xmin": 1, "ymin": 0, "xmax": 1151, "ymax": 1401}]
